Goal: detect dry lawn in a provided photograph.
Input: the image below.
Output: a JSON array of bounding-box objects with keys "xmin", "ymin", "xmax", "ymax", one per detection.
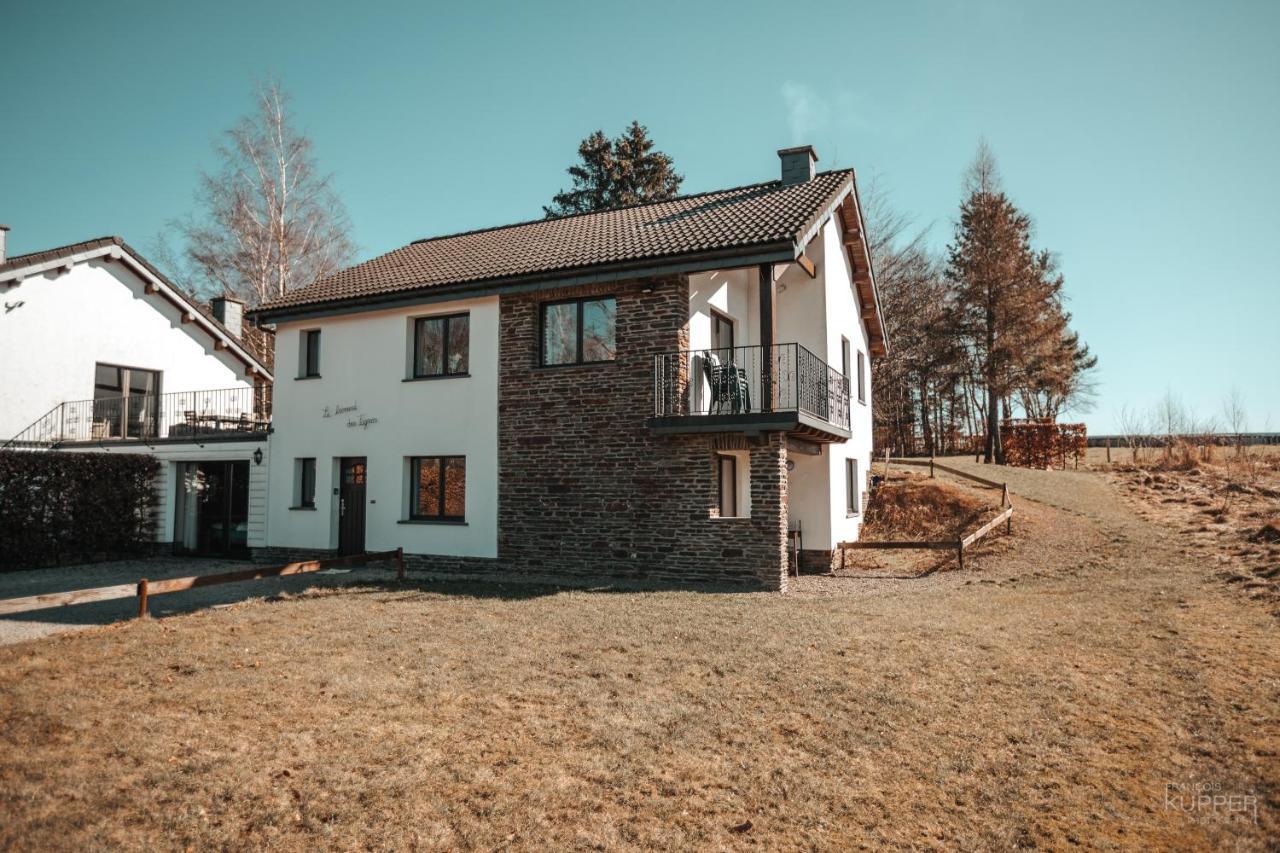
[
  {"xmin": 860, "ymin": 472, "xmax": 996, "ymax": 541},
  {"xmin": 1, "ymin": 465, "xmax": 1277, "ymax": 850}
]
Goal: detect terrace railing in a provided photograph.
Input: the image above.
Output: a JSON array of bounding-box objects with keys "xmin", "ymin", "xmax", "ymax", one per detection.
[
  {"xmin": 3, "ymin": 385, "xmax": 272, "ymax": 450},
  {"xmin": 654, "ymin": 343, "xmax": 850, "ymax": 431}
]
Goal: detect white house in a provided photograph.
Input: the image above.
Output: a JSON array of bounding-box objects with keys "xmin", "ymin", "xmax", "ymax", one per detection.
[
  {"xmin": 252, "ymin": 147, "xmax": 886, "ymax": 591},
  {"xmin": 0, "ymin": 231, "xmax": 274, "ymax": 557}
]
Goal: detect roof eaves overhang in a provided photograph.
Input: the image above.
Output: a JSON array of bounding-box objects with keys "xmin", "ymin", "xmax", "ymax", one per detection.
[
  {"xmin": 789, "ymin": 172, "xmax": 889, "ymax": 358},
  {"xmin": 249, "ymin": 240, "xmax": 796, "ymax": 324},
  {"xmin": 0, "ymin": 243, "xmax": 274, "ymax": 381}
]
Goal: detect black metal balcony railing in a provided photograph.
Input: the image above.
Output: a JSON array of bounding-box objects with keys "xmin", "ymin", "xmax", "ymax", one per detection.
[
  {"xmin": 654, "ymin": 343, "xmax": 850, "ymax": 430},
  {"xmin": 3, "ymin": 386, "xmax": 272, "ymax": 450}
]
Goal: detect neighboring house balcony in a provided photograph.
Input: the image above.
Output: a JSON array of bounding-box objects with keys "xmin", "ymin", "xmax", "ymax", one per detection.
[
  {"xmin": 3, "ymin": 385, "xmax": 272, "ymax": 450},
  {"xmin": 650, "ymin": 343, "xmax": 851, "ymax": 443}
]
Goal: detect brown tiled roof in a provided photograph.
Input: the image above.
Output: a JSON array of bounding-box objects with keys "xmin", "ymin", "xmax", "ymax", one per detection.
[
  {"xmin": 0, "ymin": 235, "xmax": 121, "ymax": 273},
  {"xmin": 257, "ymin": 169, "xmax": 855, "ymax": 313}
]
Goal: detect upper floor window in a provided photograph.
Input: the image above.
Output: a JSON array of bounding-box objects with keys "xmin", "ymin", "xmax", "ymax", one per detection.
[
  {"xmin": 300, "ymin": 329, "xmax": 321, "ymax": 378},
  {"xmin": 541, "ymin": 296, "xmax": 616, "ymax": 366},
  {"xmin": 857, "ymin": 350, "xmax": 867, "ymax": 404},
  {"xmin": 413, "ymin": 313, "xmax": 469, "ymax": 378},
  {"xmin": 841, "ymin": 337, "xmax": 851, "ymax": 379}
]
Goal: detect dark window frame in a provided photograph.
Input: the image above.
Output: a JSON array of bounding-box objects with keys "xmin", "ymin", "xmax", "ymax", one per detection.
[
  {"xmin": 717, "ymin": 453, "xmax": 738, "ymax": 518},
  {"xmin": 409, "ymin": 455, "xmax": 466, "ymax": 522},
  {"xmin": 412, "ymin": 312, "xmax": 470, "ymax": 378},
  {"xmin": 711, "ymin": 308, "xmax": 735, "ymax": 353},
  {"xmin": 301, "ymin": 329, "xmax": 321, "ymax": 378},
  {"xmin": 297, "ymin": 457, "xmax": 317, "ymax": 509},
  {"xmin": 846, "ymin": 458, "xmax": 860, "ymax": 517},
  {"xmin": 841, "ymin": 337, "xmax": 851, "ymax": 378},
  {"xmin": 92, "ymin": 361, "xmax": 162, "ymax": 439},
  {"xmin": 857, "ymin": 349, "xmax": 867, "ymax": 404},
  {"xmin": 539, "ymin": 295, "xmax": 617, "ymax": 366}
]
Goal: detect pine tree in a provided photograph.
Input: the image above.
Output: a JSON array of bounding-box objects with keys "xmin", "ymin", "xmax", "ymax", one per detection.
[{"xmin": 544, "ymin": 122, "xmax": 682, "ymax": 217}]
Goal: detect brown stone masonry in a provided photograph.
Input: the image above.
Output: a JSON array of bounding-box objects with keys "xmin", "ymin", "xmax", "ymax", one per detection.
[{"xmin": 497, "ymin": 276, "xmax": 790, "ymax": 591}]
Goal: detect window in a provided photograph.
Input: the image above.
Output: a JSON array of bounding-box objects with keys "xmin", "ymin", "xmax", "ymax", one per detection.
[
  {"xmin": 295, "ymin": 458, "xmax": 316, "ymax": 508},
  {"xmin": 711, "ymin": 309, "xmax": 735, "ymax": 353},
  {"xmin": 717, "ymin": 454, "xmax": 738, "ymax": 518},
  {"xmin": 541, "ymin": 296, "xmax": 616, "ymax": 365},
  {"xmin": 857, "ymin": 350, "xmax": 867, "ymax": 404},
  {"xmin": 846, "ymin": 458, "xmax": 860, "ymax": 516},
  {"xmin": 92, "ymin": 362, "xmax": 160, "ymax": 439},
  {"xmin": 300, "ymin": 329, "xmax": 321, "ymax": 378},
  {"xmin": 410, "ymin": 456, "xmax": 466, "ymax": 521},
  {"xmin": 841, "ymin": 337, "xmax": 851, "ymax": 379},
  {"xmin": 413, "ymin": 313, "xmax": 469, "ymax": 377}
]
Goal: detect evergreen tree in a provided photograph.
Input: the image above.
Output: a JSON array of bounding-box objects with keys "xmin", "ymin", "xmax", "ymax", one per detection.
[{"xmin": 544, "ymin": 122, "xmax": 682, "ymax": 217}]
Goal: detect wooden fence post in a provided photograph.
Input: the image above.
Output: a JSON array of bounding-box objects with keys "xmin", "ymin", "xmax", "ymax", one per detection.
[
  {"xmin": 956, "ymin": 540, "xmax": 964, "ymax": 570},
  {"xmin": 1001, "ymin": 483, "xmax": 1009, "ymax": 508},
  {"xmin": 929, "ymin": 457, "xmax": 935, "ymax": 479},
  {"xmin": 136, "ymin": 579, "xmax": 149, "ymax": 619},
  {"xmin": 396, "ymin": 547, "xmax": 405, "ymax": 581}
]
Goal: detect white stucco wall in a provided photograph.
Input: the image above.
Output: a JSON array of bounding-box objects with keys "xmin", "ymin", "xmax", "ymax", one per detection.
[
  {"xmin": 265, "ymin": 296, "xmax": 499, "ymax": 558},
  {"xmin": 687, "ymin": 221, "xmax": 876, "ymax": 552},
  {"xmin": 0, "ymin": 259, "xmax": 251, "ymax": 439}
]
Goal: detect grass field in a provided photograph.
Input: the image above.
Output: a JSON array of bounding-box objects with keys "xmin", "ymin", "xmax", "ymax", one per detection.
[{"xmin": 1, "ymin": 464, "xmax": 1276, "ymax": 850}]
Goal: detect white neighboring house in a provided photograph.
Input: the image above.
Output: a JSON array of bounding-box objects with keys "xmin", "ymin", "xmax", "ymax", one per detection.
[
  {"xmin": 0, "ymin": 229, "xmax": 274, "ymax": 557},
  {"xmin": 252, "ymin": 146, "xmax": 887, "ymax": 590}
]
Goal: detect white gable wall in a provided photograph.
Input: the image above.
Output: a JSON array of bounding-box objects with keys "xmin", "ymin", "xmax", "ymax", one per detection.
[{"xmin": 0, "ymin": 259, "xmax": 250, "ymax": 439}]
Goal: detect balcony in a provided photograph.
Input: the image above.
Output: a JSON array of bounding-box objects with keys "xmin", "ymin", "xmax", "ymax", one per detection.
[
  {"xmin": 4, "ymin": 386, "xmax": 272, "ymax": 450},
  {"xmin": 650, "ymin": 343, "xmax": 851, "ymax": 442}
]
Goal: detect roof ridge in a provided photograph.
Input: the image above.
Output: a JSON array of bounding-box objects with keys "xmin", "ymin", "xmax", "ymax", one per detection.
[
  {"xmin": 407, "ymin": 168, "xmax": 854, "ymax": 248},
  {"xmin": 0, "ymin": 235, "xmax": 122, "ymax": 269}
]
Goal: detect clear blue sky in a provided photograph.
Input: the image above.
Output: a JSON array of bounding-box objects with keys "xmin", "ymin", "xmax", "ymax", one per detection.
[{"xmin": 3, "ymin": 0, "xmax": 1276, "ymax": 433}]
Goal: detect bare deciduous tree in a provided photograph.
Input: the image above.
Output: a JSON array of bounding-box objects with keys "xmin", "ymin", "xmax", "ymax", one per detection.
[
  {"xmin": 175, "ymin": 80, "xmax": 355, "ymax": 307},
  {"xmin": 1117, "ymin": 403, "xmax": 1148, "ymax": 462}
]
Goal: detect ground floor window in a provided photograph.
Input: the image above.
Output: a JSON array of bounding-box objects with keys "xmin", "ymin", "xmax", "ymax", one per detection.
[
  {"xmin": 293, "ymin": 458, "xmax": 316, "ymax": 508},
  {"xmin": 846, "ymin": 457, "xmax": 860, "ymax": 516},
  {"xmin": 713, "ymin": 451, "xmax": 751, "ymax": 518},
  {"xmin": 717, "ymin": 454, "xmax": 738, "ymax": 518},
  {"xmin": 410, "ymin": 456, "xmax": 466, "ymax": 521}
]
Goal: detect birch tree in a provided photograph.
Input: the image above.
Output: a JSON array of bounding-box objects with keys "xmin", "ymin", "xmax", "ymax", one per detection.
[{"xmin": 177, "ymin": 80, "xmax": 355, "ymax": 307}]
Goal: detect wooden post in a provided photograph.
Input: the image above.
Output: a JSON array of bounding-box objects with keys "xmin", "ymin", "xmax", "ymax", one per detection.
[
  {"xmin": 136, "ymin": 579, "xmax": 149, "ymax": 619},
  {"xmin": 929, "ymin": 457, "xmax": 935, "ymax": 479},
  {"xmin": 956, "ymin": 540, "xmax": 964, "ymax": 570},
  {"xmin": 1007, "ymin": 508, "xmax": 1013, "ymax": 535},
  {"xmin": 758, "ymin": 263, "xmax": 776, "ymax": 412},
  {"xmin": 1001, "ymin": 483, "xmax": 1009, "ymax": 507},
  {"xmin": 396, "ymin": 547, "xmax": 405, "ymax": 581}
]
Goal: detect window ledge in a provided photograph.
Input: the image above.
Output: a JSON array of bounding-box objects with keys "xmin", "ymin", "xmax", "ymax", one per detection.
[
  {"xmin": 847, "ymin": 512, "xmax": 861, "ymax": 518},
  {"xmin": 398, "ymin": 518, "xmax": 468, "ymax": 526},
  {"xmin": 289, "ymin": 505, "xmax": 317, "ymax": 511},
  {"xmin": 710, "ymin": 515, "xmax": 752, "ymax": 521},
  {"xmin": 295, "ymin": 375, "xmax": 322, "ymax": 381},
  {"xmin": 403, "ymin": 373, "xmax": 470, "ymax": 382},
  {"xmin": 534, "ymin": 360, "xmax": 617, "ymax": 371}
]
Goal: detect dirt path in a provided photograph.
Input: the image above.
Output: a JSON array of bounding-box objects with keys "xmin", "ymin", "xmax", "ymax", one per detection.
[{"xmin": 0, "ymin": 467, "xmax": 1275, "ymax": 850}]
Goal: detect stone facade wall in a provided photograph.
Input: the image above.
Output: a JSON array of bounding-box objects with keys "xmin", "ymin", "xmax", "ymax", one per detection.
[{"xmin": 496, "ymin": 276, "xmax": 789, "ymax": 591}]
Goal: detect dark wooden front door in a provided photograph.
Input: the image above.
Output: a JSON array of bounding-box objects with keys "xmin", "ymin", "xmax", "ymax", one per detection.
[{"xmin": 338, "ymin": 457, "xmax": 367, "ymax": 555}]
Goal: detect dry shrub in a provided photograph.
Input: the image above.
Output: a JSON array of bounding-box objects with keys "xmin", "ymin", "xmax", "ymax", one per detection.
[
  {"xmin": 863, "ymin": 475, "xmax": 992, "ymax": 541},
  {"xmin": 1253, "ymin": 521, "xmax": 1280, "ymax": 544}
]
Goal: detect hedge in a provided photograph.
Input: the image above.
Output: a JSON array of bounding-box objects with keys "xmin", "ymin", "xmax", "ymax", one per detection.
[{"xmin": 0, "ymin": 451, "xmax": 160, "ymax": 571}]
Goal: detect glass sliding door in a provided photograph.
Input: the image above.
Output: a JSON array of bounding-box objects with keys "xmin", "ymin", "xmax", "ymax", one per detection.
[{"xmin": 92, "ymin": 363, "xmax": 160, "ymax": 439}]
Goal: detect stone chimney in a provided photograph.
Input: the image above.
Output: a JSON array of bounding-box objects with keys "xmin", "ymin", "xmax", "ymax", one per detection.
[
  {"xmin": 778, "ymin": 145, "xmax": 818, "ymax": 186},
  {"xmin": 210, "ymin": 295, "xmax": 245, "ymax": 339},
  {"xmin": 0, "ymin": 225, "xmax": 9, "ymax": 265}
]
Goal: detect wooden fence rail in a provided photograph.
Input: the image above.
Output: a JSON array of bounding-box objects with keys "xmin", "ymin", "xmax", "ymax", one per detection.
[
  {"xmin": 0, "ymin": 549, "xmax": 404, "ymax": 619},
  {"xmin": 842, "ymin": 458, "xmax": 1016, "ymax": 570}
]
